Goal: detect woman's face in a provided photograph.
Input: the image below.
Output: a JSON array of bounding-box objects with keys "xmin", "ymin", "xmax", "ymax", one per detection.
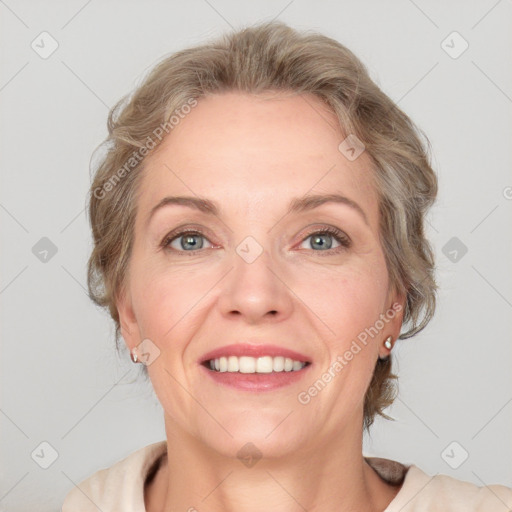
[{"xmin": 118, "ymin": 91, "xmax": 404, "ymax": 457}]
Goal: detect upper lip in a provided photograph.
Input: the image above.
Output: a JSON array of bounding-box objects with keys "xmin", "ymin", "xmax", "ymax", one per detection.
[{"xmin": 199, "ymin": 344, "xmax": 312, "ymax": 364}]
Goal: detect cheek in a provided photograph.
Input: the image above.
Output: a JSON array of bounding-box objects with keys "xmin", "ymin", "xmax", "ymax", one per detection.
[
  {"xmin": 306, "ymin": 268, "xmax": 385, "ymax": 399},
  {"xmin": 297, "ymin": 261, "xmax": 387, "ymax": 328},
  {"xmin": 292, "ymin": 264, "xmax": 389, "ymax": 382},
  {"xmin": 130, "ymin": 259, "xmax": 213, "ymax": 340}
]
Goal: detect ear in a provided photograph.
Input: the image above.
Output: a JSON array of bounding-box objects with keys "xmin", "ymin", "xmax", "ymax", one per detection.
[
  {"xmin": 116, "ymin": 287, "xmax": 142, "ymax": 352},
  {"xmin": 386, "ymin": 285, "xmax": 407, "ymax": 342}
]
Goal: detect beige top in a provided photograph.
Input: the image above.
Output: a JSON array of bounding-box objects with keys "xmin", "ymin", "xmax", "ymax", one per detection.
[{"xmin": 62, "ymin": 440, "xmax": 512, "ymax": 511}]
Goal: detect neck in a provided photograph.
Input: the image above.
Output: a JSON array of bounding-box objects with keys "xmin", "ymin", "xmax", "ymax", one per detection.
[{"xmin": 145, "ymin": 414, "xmax": 401, "ymax": 512}]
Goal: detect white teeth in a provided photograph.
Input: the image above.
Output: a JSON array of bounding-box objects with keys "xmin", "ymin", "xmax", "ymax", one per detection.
[
  {"xmin": 228, "ymin": 355, "xmax": 239, "ymax": 372},
  {"xmin": 207, "ymin": 355, "xmax": 307, "ymax": 373},
  {"xmin": 256, "ymin": 356, "xmax": 273, "ymax": 373},
  {"xmin": 273, "ymin": 356, "xmax": 284, "ymax": 372},
  {"xmin": 292, "ymin": 360, "xmax": 303, "ymax": 371},
  {"xmin": 239, "ymin": 356, "xmax": 255, "ymax": 373}
]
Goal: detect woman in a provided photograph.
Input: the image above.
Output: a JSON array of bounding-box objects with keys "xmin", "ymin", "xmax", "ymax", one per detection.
[{"xmin": 62, "ymin": 21, "xmax": 512, "ymax": 511}]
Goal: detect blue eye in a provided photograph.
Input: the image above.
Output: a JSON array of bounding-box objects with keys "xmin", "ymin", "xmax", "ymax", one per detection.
[
  {"xmin": 300, "ymin": 227, "xmax": 351, "ymax": 252},
  {"xmin": 161, "ymin": 226, "xmax": 351, "ymax": 254},
  {"xmin": 163, "ymin": 231, "xmax": 213, "ymax": 252}
]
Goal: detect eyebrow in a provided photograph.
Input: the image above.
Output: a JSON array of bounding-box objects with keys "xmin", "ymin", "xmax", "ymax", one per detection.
[{"xmin": 146, "ymin": 193, "xmax": 369, "ymax": 227}]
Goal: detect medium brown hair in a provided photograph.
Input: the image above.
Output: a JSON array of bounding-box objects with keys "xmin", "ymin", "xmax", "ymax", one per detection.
[{"xmin": 87, "ymin": 21, "xmax": 438, "ymax": 432}]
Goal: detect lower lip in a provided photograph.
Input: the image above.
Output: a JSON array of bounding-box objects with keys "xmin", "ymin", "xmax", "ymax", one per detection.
[{"xmin": 200, "ymin": 363, "xmax": 312, "ymax": 391}]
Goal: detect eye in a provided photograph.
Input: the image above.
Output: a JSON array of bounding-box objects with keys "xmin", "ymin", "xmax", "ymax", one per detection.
[
  {"xmin": 160, "ymin": 226, "xmax": 351, "ymax": 254},
  {"xmin": 299, "ymin": 226, "xmax": 351, "ymax": 253},
  {"xmin": 162, "ymin": 230, "xmax": 214, "ymax": 252}
]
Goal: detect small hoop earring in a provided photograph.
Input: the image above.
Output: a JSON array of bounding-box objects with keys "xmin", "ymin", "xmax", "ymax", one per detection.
[{"xmin": 130, "ymin": 349, "xmax": 139, "ymax": 364}]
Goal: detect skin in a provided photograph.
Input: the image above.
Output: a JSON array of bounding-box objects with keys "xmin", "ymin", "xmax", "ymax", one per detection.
[{"xmin": 117, "ymin": 91, "xmax": 406, "ymax": 512}]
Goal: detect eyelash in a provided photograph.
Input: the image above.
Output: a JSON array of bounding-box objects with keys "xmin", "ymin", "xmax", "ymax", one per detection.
[{"xmin": 160, "ymin": 226, "xmax": 351, "ymax": 255}]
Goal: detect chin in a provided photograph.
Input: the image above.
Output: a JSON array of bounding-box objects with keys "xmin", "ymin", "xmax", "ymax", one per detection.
[{"xmin": 221, "ymin": 416, "xmax": 309, "ymax": 457}]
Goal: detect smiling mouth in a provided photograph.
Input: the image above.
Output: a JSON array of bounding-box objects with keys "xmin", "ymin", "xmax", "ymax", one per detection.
[{"xmin": 202, "ymin": 355, "xmax": 311, "ymax": 374}]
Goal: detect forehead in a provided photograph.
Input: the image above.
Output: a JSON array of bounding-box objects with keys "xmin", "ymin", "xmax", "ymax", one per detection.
[{"xmin": 137, "ymin": 92, "xmax": 378, "ymax": 229}]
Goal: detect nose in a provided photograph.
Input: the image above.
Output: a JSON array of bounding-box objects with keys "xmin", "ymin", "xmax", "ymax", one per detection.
[{"xmin": 217, "ymin": 240, "xmax": 294, "ymax": 325}]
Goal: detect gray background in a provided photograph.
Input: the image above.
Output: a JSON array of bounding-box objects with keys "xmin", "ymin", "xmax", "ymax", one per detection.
[{"xmin": 1, "ymin": 0, "xmax": 511, "ymax": 510}]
